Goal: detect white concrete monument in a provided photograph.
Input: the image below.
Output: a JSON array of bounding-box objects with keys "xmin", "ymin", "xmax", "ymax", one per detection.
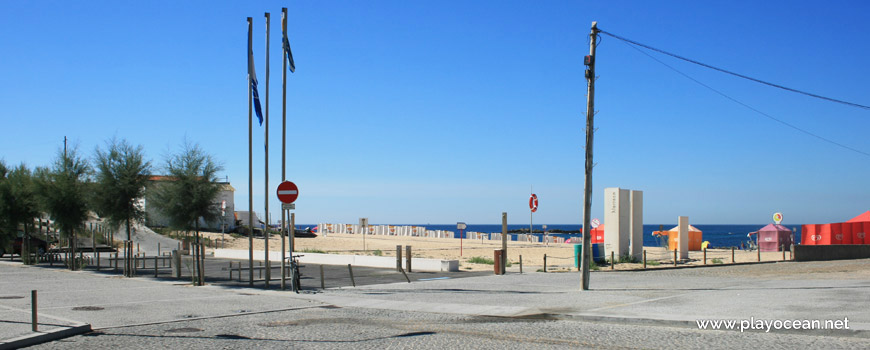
[
  {"xmin": 678, "ymin": 216, "xmax": 689, "ymax": 259},
  {"xmin": 630, "ymin": 190, "xmax": 643, "ymax": 260},
  {"xmin": 604, "ymin": 187, "xmax": 644, "ymax": 260},
  {"xmin": 604, "ymin": 188, "xmax": 628, "ymax": 258}
]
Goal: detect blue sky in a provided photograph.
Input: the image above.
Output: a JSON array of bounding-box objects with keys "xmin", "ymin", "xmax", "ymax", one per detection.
[{"xmin": 1, "ymin": 1, "xmax": 869, "ymax": 226}]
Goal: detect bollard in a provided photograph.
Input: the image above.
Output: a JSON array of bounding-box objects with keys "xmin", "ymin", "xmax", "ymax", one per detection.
[
  {"xmin": 320, "ymin": 265, "xmax": 325, "ymax": 289},
  {"xmin": 200, "ymin": 244, "xmax": 206, "ymax": 286},
  {"xmin": 611, "ymin": 251, "xmax": 615, "ymax": 270},
  {"xmin": 673, "ymin": 249, "xmax": 677, "ymax": 267},
  {"xmin": 114, "ymin": 252, "xmax": 118, "ymax": 272},
  {"xmin": 782, "ymin": 245, "xmax": 786, "ymax": 261},
  {"xmin": 158, "ymin": 242, "xmax": 161, "ymax": 257},
  {"xmin": 229, "ymin": 262, "xmax": 233, "ymax": 280},
  {"xmin": 97, "ymin": 252, "xmax": 100, "ymax": 271},
  {"xmin": 154, "ymin": 256, "xmax": 158, "ymax": 278},
  {"xmin": 406, "ymin": 245, "xmax": 412, "ymax": 273},
  {"xmin": 757, "ymin": 246, "xmax": 761, "ymax": 262},
  {"xmin": 173, "ymin": 250, "xmax": 181, "ymax": 279},
  {"xmin": 732, "ymin": 247, "xmax": 735, "ymax": 263},
  {"xmin": 519, "ymin": 255, "xmax": 523, "ymax": 274},
  {"xmin": 643, "ymin": 250, "xmax": 647, "ymax": 269},
  {"xmin": 703, "ymin": 248, "xmax": 707, "ymax": 265},
  {"xmin": 790, "ymin": 244, "xmax": 795, "ymax": 261},
  {"xmin": 32, "ymin": 290, "xmax": 38, "ymax": 332},
  {"xmin": 347, "ymin": 264, "xmax": 356, "ymax": 287},
  {"xmin": 396, "ymin": 245, "xmax": 402, "ymax": 272},
  {"xmin": 258, "ymin": 261, "xmax": 263, "ymax": 279},
  {"xmin": 543, "ymin": 254, "xmax": 547, "ymax": 273}
]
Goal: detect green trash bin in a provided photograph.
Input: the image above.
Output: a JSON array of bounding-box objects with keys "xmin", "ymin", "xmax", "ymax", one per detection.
[{"xmin": 574, "ymin": 244, "xmax": 581, "ymax": 268}]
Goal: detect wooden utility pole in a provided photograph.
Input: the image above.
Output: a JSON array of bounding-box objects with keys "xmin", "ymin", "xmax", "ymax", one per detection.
[{"xmin": 580, "ymin": 21, "xmax": 599, "ymax": 291}]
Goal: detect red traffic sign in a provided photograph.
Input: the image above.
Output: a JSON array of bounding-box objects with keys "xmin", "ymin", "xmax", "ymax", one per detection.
[
  {"xmin": 276, "ymin": 181, "xmax": 299, "ymax": 204},
  {"xmin": 529, "ymin": 194, "xmax": 538, "ymax": 212}
]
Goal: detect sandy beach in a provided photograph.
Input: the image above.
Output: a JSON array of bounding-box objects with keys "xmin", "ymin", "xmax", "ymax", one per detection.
[{"xmin": 199, "ymin": 231, "xmax": 794, "ymax": 272}]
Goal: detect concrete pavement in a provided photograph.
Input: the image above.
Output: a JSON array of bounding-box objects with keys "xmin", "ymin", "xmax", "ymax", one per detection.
[{"xmin": 2, "ymin": 257, "xmax": 870, "ymax": 348}]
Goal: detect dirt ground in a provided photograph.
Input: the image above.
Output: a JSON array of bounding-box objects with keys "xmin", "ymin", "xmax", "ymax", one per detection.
[{"xmin": 198, "ymin": 231, "xmax": 795, "ymax": 272}]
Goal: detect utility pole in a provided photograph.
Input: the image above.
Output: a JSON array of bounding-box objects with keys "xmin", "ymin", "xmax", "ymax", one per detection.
[{"xmin": 581, "ymin": 21, "xmax": 599, "ymax": 291}]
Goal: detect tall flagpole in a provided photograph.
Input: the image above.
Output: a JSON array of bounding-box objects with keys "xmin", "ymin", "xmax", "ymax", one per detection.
[
  {"xmin": 264, "ymin": 11, "xmax": 271, "ymax": 288},
  {"xmin": 280, "ymin": 7, "xmax": 288, "ymax": 291},
  {"xmin": 247, "ymin": 17, "xmax": 255, "ymax": 286}
]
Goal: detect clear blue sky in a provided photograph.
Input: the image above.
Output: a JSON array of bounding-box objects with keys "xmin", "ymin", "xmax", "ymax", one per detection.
[{"xmin": 2, "ymin": 0, "xmax": 869, "ymax": 226}]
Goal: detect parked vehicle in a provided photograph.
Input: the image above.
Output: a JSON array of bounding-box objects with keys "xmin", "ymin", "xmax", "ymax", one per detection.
[{"xmin": 13, "ymin": 235, "xmax": 49, "ymax": 256}]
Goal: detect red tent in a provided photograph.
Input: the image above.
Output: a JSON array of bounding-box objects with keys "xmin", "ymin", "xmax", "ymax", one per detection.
[{"xmin": 847, "ymin": 211, "xmax": 870, "ymax": 223}]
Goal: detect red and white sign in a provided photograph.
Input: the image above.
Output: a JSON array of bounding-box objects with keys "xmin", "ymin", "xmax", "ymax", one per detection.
[
  {"xmin": 276, "ymin": 181, "xmax": 299, "ymax": 204},
  {"xmin": 529, "ymin": 194, "xmax": 538, "ymax": 213},
  {"xmin": 591, "ymin": 218, "xmax": 600, "ymax": 229}
]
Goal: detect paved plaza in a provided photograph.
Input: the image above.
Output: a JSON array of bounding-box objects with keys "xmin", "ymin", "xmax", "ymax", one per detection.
[{"xmin": 2, "ymin": 257, "xmax": 870, "ymax": 349}]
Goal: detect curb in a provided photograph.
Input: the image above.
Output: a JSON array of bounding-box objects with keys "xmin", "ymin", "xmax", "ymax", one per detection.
[{"xmin": 0, "ymin": 324, "xmax": 92, "ymax": 350}]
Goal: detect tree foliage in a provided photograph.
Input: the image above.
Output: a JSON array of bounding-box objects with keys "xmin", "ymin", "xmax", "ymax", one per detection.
[
  {"xmin": 0, "ymin": 162, "xmax": 41, "ymax": 233},
  {"xmin": 149, "ymin": 142, "xmax": 223, "ymax": 231},
  {"xmin": 35, "ymin": 147, "xmax": 91, "ymax": 269},
  {"xmin": 93, "ymin": 138, "xmax": 151, "ymax": 237}
]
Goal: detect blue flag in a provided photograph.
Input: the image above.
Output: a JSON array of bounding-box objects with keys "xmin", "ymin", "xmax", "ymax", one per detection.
[
  {"xmin": 248, "ymin": 34, "xmax": 264, "ymax": 126},
  {"xmin": 282, "ymin": 14, "xmax": 296, "ymax": 73}
]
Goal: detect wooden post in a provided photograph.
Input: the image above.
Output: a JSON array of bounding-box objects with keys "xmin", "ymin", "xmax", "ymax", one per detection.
[
  {"xmin": 703, "ymin": 248, "xmax": 707, "ymax": 265},
  {"xmin": 154, "ymin": 256, "xmax": 158, "ymax": 278},
  {"xmin": 543, "ymin": 254, "xmax": 547, "ymax": 272},
  {"xmin": 731, "ymin": 247, "xmax": 735, "ymax": 263},
  {"xmin": 347, "ymin": 264, "xmax": 355, "ymax": 287},
  {"xmin": 643, "ymin": 250, "xmax": 647, "ymax": 269},
  {"xmin": 96, "ymin": 251, "xmax": 100, "ymax": 271},
  {"xmin": 229, "ymin": 261, "xmax": 233, "ymax": 280},
  {"xmin": 519, "ymin": 255, "xmax": 523, "ymax": 274},
  {"xmin": 611, "ymin": 251, "xmax": 615, "ymax": 270},
  {"xmin": 200, "ymin": 244, "xmax": 205, "ymax": 286},
  {"xmin": 173, "ymin": 250, "xmax": 181, "ymax": 279},
  {"xmin": 114, "ymin": 252, "xmax": 118, "ymax": 272},
  {"xmin": 501, "ymin": 212, "xmax": 507, "ymax": 274},
  {"xmin": 405, "ymin": 245, "xmax": 412, "ymax": 273},
  {"xmin": 790, "ymin": 244, "xmax": 795, "ymax": 261},
  {"xmin": 320, "ymin": 265, "xmax": 325, "ymax": 289},
  {"xmin": 31, "ymin": 290, "xmax": 38, "ymax": 332},
  {"xmin": 396, "ymin": 245, "xmax": 402, "ymax": 272},
  {"xmin": 782, "ymin": 245, "xmax": 786, "ymax": 261},
  {"xmin": 673, "ymin": 249, "xmax": 677, "ymax": 266},
  {"xmin": 757, "ymin": 246, "xmax": 761, "ymax": 262}
]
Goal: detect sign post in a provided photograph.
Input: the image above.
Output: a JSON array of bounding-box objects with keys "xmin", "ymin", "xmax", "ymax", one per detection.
[
  {"xmin": 276, "ymin": 180, "xmax": 298, "ymax": 290},
  {"xmin": 457, "ymin": 222, "xmax": 467, "ymax": 256},
  {"xmin": 529, "ymin": 193, "xmax": 538, "ymax": 240},
  {"xmin": 360, "ymin": 218, "xmax": 369, "ymax": 252}
]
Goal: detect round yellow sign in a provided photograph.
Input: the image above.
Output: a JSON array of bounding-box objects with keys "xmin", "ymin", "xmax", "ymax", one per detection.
[{"xmin": 773, "ymin": 212, "xmax": 783, "ymax": 224}]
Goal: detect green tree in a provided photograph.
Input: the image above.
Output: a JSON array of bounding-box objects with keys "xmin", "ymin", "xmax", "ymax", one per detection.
[
  {"xmin": 0, "ymin": 164, "xmax": 42, "ymax": 263},
  {"xmin": 149, "ymin": 142, "xmax": 223, "ymax": 285},
  {"xmin": 35, "ymin": 147, "xmax": 91, "ymax": 270},
  {"xmin": 93, "ymin": 138, "xmax": 151, "ymax": 276}
]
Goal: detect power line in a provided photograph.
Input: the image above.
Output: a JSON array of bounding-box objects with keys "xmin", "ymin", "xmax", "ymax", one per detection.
[
  {"xmin": 614, "ymin": 37, "xmax": 870, "ymax": 158},
  {"xmin": 598, "ymin": 30, "xmax": 870, "ymax": 111}
]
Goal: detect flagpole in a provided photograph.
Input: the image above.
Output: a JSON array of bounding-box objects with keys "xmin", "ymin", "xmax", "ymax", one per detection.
[
  {"xmin": 264, "ymin": 11, "xmax": 271, "ymax": 288},
  {"xmin": 280, "ymin": 7, "xmax": 288, "ymax": 291},
  {"xmin": 247, "ymin": 17, "xmax": 254, "ymax": 286}
]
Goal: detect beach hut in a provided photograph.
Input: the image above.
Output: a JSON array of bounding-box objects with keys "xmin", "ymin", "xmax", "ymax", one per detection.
[
  {"xmin": 652, "ymin": 225, "xmax": 703, "ymax": 251},
  {"xmin": 748, "ymin": 224, "xmax": 793, "ymax": 252}
]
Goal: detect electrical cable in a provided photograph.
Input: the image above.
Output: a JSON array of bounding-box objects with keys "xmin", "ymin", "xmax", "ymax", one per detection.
[
  {"xmin": 599, "ymin": 30, "xmax": 870, "ymax": 111},
  {"xmin": 615, "ymin": 39, "xmax": 870, "ymax": 158}
]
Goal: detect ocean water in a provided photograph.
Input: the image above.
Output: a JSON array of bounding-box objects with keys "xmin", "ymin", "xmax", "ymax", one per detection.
[{"xmin": 410, "ymin": 224, "xmax": 803, "ymax": 249}]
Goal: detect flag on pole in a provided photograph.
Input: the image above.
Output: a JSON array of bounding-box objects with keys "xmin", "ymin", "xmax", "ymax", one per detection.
[
  {"xmin": 248, "ymin": 30, "xmax": 264, "ymax": 125},
  {"xmin": 282, "ymin": 13, "xmax": 296, "ymax": 73}
]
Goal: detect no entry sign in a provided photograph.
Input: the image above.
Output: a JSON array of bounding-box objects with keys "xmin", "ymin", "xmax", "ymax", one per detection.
[
  {"xmin": 529, "ymin": 194, "xmax": 538, "ymax": 212},
  {"xmin": 276, "ymin": 181, "xmax": 299, "ymax": 204}
]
